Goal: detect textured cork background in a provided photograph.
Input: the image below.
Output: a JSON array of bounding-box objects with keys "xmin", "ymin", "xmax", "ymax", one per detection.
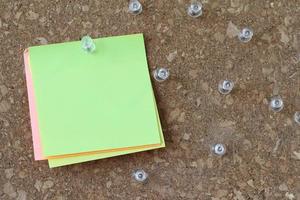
[{"xmin": 0, "ymin": 0, "xmax": 300, "ymax": 199}]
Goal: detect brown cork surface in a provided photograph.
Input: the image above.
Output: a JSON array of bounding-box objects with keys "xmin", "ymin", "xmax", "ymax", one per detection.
[{"xmin": 0, "ymin": 0, "xmax": 300, "ymax": 199}]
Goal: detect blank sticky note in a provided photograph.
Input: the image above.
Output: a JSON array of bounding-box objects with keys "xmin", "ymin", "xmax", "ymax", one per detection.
[
  {"xmin": 24, "ymin": 48, "xmax": 164, "ymax": 167},
  {"xmin": 27, "ymin": 34, "xmax": 164, "ymax": 160}
]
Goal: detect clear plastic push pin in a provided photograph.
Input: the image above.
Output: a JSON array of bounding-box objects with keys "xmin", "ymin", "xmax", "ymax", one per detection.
[
  {"xmin": 128, "ymin": 0, "xmax": 142, "ymax": 15},
  {"xmin": 187, "ymin": 1, "xmax": 203, "ymax": 18},
  {"xmin": 238, "ymin": 27, "xmax": 253, "ymax": 43},
  {"xmin": 153, "ymin": 68, "xmax": 170, "ymax": 82},
  {"xmin": 133, "ymin": 169, "xmax": 148, "ymax": 182},
  {"xmin": 218, "ymin": 80, "xmax": 234, "ymax": 94},
  {"xmin": 212, "ymin": 143, "xmax": 226, "ymax": 156},
  {"xmin": 269, "ymin": 95, "xmax": 284, "ymax": 112},
  {"xmin": 81, "ymin": 36, "xmax": 96, "ymax": 53},
  {"xmin": 294, "ymin": 111, "xmax": 300, "ymax": 125}
]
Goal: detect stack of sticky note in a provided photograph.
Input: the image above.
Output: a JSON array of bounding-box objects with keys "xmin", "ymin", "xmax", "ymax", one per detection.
[{"xmin": 24, "ymin": 34, "xmax": 165, "ymax": 168}]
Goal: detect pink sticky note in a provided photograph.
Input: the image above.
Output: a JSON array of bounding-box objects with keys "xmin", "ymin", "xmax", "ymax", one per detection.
[{"xmin": 24, "ymin": 49, "xmax": 45, "ymax": 160}]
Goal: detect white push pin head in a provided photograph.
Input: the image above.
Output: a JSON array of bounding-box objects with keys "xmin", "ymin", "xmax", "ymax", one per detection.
[
  {"xmin": 128, "ymin": 0, "xmax": 142, "ymax": 15},
  {"xmin": 212, "ymin": 144, "xmax": 226, "ymax": 156},
  {"xmin": 133, "ymin": 169, "xmax": 148, "ymax": 182},
  {"xmin": 269, "ymin": 95, "xmax": 284, "ymax": 112},
  {"xmin": 294, "ymin": 111, "xmax": 300, "ymax": 125},
  {"xmin": 81, "ymin": 36, "xmax": 96, "ymax": 53},
  {"xmin": 153, "ymin": 68, "xmax": 170, "ymax": 82},
  {"xmin": 218, "ymin": 80, "xmax": 234, "ymax": 94},
  {"xmin": 238, "ymin": 27, "xmax": 253, "ymax": 43},
  {"xmin": 187, "ymin": 1, "xmax": 203, "ymax": 18}
]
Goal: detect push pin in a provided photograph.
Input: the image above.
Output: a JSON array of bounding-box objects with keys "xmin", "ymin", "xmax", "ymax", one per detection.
[
  {"xmin": 212, "ymin": 143, "xmax": 226, "ymax": 156},
  {"xmin": 218, "ymin": 80, "xmax": 234, "ymax": 94},
  {"xmin": 187, "ymin": 1, "xmax": 203, "ymax": 18},
  {"xmin": 269, "ymin": 95, "xmax": 284, "ymax": 112},
  {"xmin": 153, "ymin": 68, "xmax": 170, "ymax": 82},
  {"xmin": 238, "ymin": 27, "xmax": 253, "ymax": 43},
  {"xmin": 128, "ymin": 0, "xmax": 142, "ymax": 15},
  {"xmin": 294, "ymin": 111, "xmax": 300, "ymax": 125},
  {"xmin": 81, "ymin": 36, "xmax": 96, "ymax": 53},
  {"xmin": 132, "ymin": 169, "xmax": 148, "ymax": 182}
]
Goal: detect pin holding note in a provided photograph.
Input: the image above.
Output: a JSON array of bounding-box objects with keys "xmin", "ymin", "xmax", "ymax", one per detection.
[{"xmin": 81, "ymin": 36, "xmax": 96, "ymax": 53}]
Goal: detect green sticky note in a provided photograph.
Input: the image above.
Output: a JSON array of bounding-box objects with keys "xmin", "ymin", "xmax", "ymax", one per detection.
[{"xmin": 29, "ymin": 34, "xmax": 164, "ymax": 157}]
